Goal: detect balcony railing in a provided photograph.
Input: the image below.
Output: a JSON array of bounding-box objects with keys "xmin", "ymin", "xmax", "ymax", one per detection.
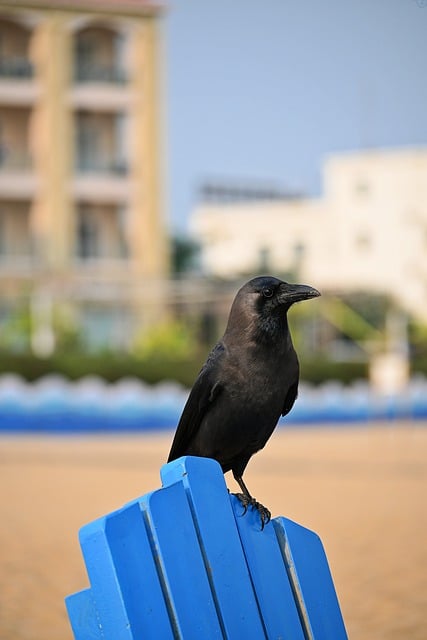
[
  {"xmin": 74, "ymin": 64, "xmax": 127, "ymax": 84},
  {"xmin": 76, "ymin": 158, "xmax": 128, "ymax": 175},
  {"xmin": 0, "ymin": 149, "xmax": 32, "ymax": 171},
  {"xmin": 0, "ymin": 58, "xmax": 33, "ymax": 79}
]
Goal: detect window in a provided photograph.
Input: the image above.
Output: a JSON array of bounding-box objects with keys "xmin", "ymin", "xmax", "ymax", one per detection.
[
  {"xmin": 76, "ymin": 204, "xmax": 128, "ymax": 260},
  {"xmin": 77, "ymin": 208, "xmax": 99, "ymax": 258},
  {"xmin": 355, "ymin": 180, "xmax": 371, "ymax": 196},
  {"xmin": 293, "ymin": 242, "xmax": 305, "ymax": 263},
  {"xmin": 0, "ymin": 19, "xmax": 33, "ymax": 78},
  {"xmin": 74, "ymin": 27, "xmax": 126, "ymax": 83},
  {"xmin": 75, "ymin": 111, "xmax": 128, "ymax": 174},
  {"xmin": 258, "ymin": 246, "xmax": 271, "ymax": 272},
  {"xmin": 0, "ymin": 212, "xmax": 4, "ymax": 255},
  {"xmin": 355, "ymin": 233, "xmax": 371, "ymax": 251},
  {"xmin": 0, "ymin": 202, "xmax": 31, "ymax": 257}
]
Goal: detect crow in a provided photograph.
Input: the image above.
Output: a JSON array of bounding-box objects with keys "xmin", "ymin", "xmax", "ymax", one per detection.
[{"xmin": 167, "ymin": 275, "xmax": 320, "ymax": 527}]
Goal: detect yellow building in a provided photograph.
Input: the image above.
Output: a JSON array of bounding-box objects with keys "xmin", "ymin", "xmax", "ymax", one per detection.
[{"xmin": 0, "ymin": 0, "xmax": 168, "ymax": 350}]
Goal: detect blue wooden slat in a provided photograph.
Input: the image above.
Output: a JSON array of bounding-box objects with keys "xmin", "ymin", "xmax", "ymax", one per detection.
[
  {"xmin": 78, "ymin": 518, "xmax": 132, "ymax": 639},
  {"xmin": 140, "ymin": 481, "xmax": 224, "ymax": 639},
  {"xmin": 103, "ymin": 502, "xmax": 175, "ymax": 640},
  {"xmin": 230, "ymin": 495, "xmax": 305, "ymax": 640},
  {"xmin": 161, "ymin": 456, "xmax": 267, "ymax": 639},
  {"xmin": 65, "ymin": 589, "xmax": 102, "ymax": 639},
  {"xmin": 274, "ymin": 517, "xmax": 348, "ymax": 640},
  {"xmin": 79, "ymin": 502, "xmax": 174, "ymax": 640}
]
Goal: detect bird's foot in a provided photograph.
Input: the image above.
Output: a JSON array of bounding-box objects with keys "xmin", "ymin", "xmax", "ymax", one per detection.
[{"xmin": 234, "ymin": 493, "xmax": 271, "ymax": 530}]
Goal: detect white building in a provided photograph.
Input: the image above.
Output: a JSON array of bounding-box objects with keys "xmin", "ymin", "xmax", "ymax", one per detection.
[{"xmin": 191, "ymin": 148, "xmax": 427, "ymax": 320}]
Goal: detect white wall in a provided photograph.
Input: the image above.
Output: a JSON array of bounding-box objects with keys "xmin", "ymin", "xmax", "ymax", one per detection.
[{"xmin": 191, "ymin": 148, "xmax": 427, "ymax": 319}]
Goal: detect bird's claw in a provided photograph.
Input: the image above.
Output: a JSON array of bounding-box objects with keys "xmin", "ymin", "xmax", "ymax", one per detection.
[{"xmin": 234, "ymin": 493, "xmax": 271, "ymax": 530}]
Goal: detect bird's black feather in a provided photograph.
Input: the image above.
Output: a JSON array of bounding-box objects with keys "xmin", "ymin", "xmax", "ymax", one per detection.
[
  {"xmin": 167, "ymin": 276, "xmax": 320, "ymax": 526},
  {"xmin": 167, "ymin": 342, "xmax": 225, "ymax": 462},
  {"xmin": 282, "ymin": 380, "xmax": 299, "ymax": 417}
]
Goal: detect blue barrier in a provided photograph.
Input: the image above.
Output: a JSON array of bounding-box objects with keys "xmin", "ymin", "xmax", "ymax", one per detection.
[
  {"xmin": 3, "ymin": 375, "xmax": 427, "ymax": 433},
  {"xmin": 66, "ymin": 456, "xmax": 348, "ymax": 639}
]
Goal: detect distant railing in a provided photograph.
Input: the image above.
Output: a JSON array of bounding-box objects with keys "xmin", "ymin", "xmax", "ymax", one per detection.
[
  {"xmin": 0, "ymin": 149, "xmax": 32, "ymax": 171},
  {"xmin": 199, "ymin": 182, "xmax": 304, "ymax": 204},
  {"xmin": 75, "ymin": 158, "xmax": 128, "ymax": 175},
  {"xmin": 0, "ymin": 57, "xmax": 33, "ymax": 79},
  {"xmin": 74, "ymin": 64, "xmax": 127, "ymax": 84}
]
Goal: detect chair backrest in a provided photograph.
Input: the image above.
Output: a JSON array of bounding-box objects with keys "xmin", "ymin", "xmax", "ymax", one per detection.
[{"xmin": 66, "ymin": 455, "xmax": 348, "ymax": 639}]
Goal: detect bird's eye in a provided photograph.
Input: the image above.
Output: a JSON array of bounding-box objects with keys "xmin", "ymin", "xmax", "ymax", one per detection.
[{"xmin": 262, "ymin": 287, "xmax": 274, "ymax": 298}]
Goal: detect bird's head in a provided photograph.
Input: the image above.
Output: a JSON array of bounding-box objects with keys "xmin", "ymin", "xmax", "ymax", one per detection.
[
  {"xmin": 227, "ymin": 275, "xmax": 320, "ymax": 341},
  {"xmin": 250, "ymin": 275, "xmax": 320, "ymax": 311}
]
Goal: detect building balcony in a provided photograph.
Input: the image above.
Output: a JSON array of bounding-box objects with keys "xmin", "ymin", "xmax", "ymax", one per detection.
[
  {"xmin": 69, "ymin": 83, "xmax": 130, "ymax": 111},
  {"xmin": 0, "ymin": 58, "xmax": 34, "ymax": 80},
  {"xmin": 0, "ymin": 153, "xmax": 37, "ymax": 199},
  {"xmin": 72, "ymin": 173, "xmax": 130, "ymax": 204},
  {"xmin": 0, "ymin": 150, "xmax": 32, "ymax": 171},
  {"xmin": 0, "ymin": 200, "xmax": 33, "ymax": 272},
  {"xmin": 73, "ymin": 201, "xmax": 129, "ymax": 268},
  {"xmin": 0, "ymin": 76, "xmax": 39, "ymax": 106},
  {"xmin": 75, "ymin": 63, "xmax": 126, "ymax": 85},
  {"xmin": 0, "ymin": 256, "xmax": 37, "ymax": 282},
  {"xmin": 72, "ymin": 25, "xmax": 130, "ymax": 112},
  {"xmin": 76, "ymin": 158, "xmax": 128, "ymax": 175},
  {"xmin": 0, "ymin": 57, "xmax": 33, "ymax": 79}
]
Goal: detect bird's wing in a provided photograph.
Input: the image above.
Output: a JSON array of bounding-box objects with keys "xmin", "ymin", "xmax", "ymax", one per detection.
[
  {"xmin": 167, "ymin": 343, "xmax": 224, "ymax": 462},
  {"xmin": 281, "ymin": 380, "xmax": 298, "ymax": 417}
]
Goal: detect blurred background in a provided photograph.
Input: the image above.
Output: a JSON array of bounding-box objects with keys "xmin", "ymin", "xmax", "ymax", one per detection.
[
  {"xmin": 0, "ymin": 1, "xmax": 426, "ymax": 639},
  {"xmin": 0, "ymin": 0, "xmax": 426, "ymax": 415}
]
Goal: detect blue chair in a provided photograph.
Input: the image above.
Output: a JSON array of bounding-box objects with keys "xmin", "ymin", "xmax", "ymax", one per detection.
[{"xmin": 66, "ymin": 456, "xmax": 347, "ymax": 639}]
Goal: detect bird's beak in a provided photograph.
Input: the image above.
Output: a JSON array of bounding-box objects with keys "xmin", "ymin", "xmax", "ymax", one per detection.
[{"xmin": 280, "ymin": 283, "xmax": 321, "ymax": 305}]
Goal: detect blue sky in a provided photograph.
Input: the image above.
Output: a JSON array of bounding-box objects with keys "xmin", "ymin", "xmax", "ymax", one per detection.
[{"xmin": 164, "ymin": 0, "xmax": 427, "ymax": 232}]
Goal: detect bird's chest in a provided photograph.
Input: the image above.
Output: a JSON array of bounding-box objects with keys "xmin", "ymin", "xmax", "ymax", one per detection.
[
  {"xmin": 200, "ymin": 344, "xmax": 298, "ymax": 460},
  {"xmin": 225, "ymin": 346, "xmax": 295, "ymax": 416}
]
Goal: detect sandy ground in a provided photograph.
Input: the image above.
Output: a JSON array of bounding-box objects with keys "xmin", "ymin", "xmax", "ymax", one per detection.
[{"xmin": 0, "ymin": 422, "xmax": 426, "ymax": 640}]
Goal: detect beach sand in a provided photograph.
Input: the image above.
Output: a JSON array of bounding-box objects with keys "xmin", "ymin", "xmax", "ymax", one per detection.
[{"xmin": 0, "ymin": 422, "xmax": 426, "ymax": 639}]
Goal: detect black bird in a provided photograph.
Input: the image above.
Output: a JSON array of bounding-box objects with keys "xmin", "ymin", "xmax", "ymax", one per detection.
[{"xmin": 167, "ymin": 276, "xmax": 320, "ymax": 527}]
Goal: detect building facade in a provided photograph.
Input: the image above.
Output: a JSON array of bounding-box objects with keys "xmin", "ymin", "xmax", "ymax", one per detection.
[
  {"xmin": 0, "ymin": 0, "xmax": 168, "ymax": 351},
  {"xmin": 191, "ymin": 148, "xmax": 427, "ymax": 321}
]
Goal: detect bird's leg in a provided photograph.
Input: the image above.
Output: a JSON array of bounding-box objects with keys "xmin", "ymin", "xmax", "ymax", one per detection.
[
  {"xmin": 235, "ymin": 475, "xmax": 253, "ymax": 508},
  {"xmin": 233, "ymin": 474, "xmax": 271, "ymax": 529}
]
